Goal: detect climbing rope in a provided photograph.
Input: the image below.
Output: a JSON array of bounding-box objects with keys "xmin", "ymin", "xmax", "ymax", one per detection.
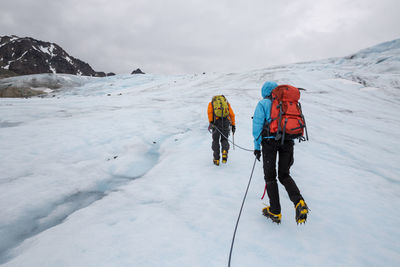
[
  {"xmin": 228, "ymin": 157, "xmax": 257, "ymax": 267},
  {"xmin": 209, "ymin": 124, "xmax": 257, "ymax": 266},
  {"xmin": 210, "ymin": 125, "xmax": 253, "ymax": 152}
]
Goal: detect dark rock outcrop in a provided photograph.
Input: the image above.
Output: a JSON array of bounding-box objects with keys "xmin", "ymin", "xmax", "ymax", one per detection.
[
  {"xmin": 0, "ymin": 86, "xmax": 45, "ymax": 98},
  {"xmin": 0, "ymin": 68, "xmax": 17, "ymax": 79},
  {"xmin": 106, "ymin": 72, "xmax": 116, "ymax": 76},
  {"xmin": 0, "ymin": 73, "xmax": 88, "ymax": 93},
  {"xmin": 131, "ymin": 68, "xmax": 145, "ymax": 74},
  {"xmin": 95, "ymin": 72, "xmax": 106, "ymax": 77},
  {"xmin": 0, "ymin": 35, "xmax": 97, "ymax": 76}
]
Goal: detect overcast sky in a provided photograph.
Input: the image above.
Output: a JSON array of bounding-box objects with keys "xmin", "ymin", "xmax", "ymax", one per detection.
[{"xmin": 1, "ymin": 0, "xmax": 399, "ymax": 74}]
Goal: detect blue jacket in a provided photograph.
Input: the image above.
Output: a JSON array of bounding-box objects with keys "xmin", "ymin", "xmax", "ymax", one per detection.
[{"xmin": 252, "ymin": 81, "xmax": 278, "ymax": 150}]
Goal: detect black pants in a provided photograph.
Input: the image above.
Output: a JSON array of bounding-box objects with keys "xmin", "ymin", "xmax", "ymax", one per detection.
[
  {"xmin": 262, "ymin": 139, "xmax": 302, "ymax": 214},
  {"xmin": 212, "ymin": 118, "xmax": 230, "ymax": 160}
]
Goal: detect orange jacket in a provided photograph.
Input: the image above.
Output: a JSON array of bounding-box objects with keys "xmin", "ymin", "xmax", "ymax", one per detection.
[{"xmin": 208, "ymin": 102, "xmax": 235, "ymax": 126}]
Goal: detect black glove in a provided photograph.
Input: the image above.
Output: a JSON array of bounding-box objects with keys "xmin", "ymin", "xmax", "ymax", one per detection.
[
  {"xmin": 231, "ymin": 125, "xmax": 236, "ymax": 134},
  {"xmin": 208, "ymin": 122, "xmax": 214, "ymax": 132},
  {"xmin": 254, "ymin": 150, "xmax": 261, "ymax": 161}
]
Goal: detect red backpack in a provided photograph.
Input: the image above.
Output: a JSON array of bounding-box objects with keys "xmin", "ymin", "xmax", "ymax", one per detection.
[{"xmin": 264, "ymin": 85, "xmax": 308, "ymax": 143}]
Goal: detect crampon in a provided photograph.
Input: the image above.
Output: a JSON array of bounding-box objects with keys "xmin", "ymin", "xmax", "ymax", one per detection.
[
  {"xmin": 295, "ymin": 200, "xmax": 309, "ymax": 224},
  {"xmin": 262, "ymin": 206, "xmax": 281, "ymax": 224}
]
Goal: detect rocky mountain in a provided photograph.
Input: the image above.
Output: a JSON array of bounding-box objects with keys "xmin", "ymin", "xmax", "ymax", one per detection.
[
  {"xmin": 0, "ymin": 35, "xmax": 104, "ymax": 77},
  {"xmin": 131, "ymin": 68, "xmax": 145, "ymax": 74}
]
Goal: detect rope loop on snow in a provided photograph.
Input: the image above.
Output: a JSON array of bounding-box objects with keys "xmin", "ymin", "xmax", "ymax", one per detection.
[{"xmin": 228, "ymin": 157, "xmax": 257, "ymax": 267}]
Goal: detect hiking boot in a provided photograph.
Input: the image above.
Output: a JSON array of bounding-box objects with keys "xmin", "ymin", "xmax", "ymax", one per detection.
[
  {"xmin": 295, "ymin": 199, "xmax": 309, "ymax": 224},
  {"xmin": 222, "ymin": 150, "xmax": 228, "ymax": 163},
  {"xmin": 213, "ymin": 159, "xmax": 220, "ymax": 166},
  {"xmin": 262, "ymin": 206, "xmax": 281, "ymax": 224}
]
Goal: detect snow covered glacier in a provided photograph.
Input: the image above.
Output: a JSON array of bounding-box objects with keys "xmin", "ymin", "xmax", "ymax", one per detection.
[{"xmin": 0, "ymin": 40, "xmax": 399, "ymax": 266}]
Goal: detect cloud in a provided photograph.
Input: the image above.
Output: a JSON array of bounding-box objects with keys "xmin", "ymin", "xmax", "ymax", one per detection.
[{"xmin": 1, "ymin": 0, "xmax": 400, "ymax": 74}]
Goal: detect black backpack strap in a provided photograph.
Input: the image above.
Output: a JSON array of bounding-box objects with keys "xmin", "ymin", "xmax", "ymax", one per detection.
[
  {"xmin": 274, "ymin": 102, "xmax": 283, "ymax": 141},
  {"xmin": 298, "ymin": 102, "xmax": 309, "ymax": 141},
  {"xmin": 281, "ymin": 118, "xmax": 288, "ymax": 144}
]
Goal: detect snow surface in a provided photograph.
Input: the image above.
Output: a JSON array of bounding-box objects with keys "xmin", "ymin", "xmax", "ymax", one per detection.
[
  {"xmin": 39, "ymin": 44, "xmax": 56, "ymax": 58},
  {"xmin": 49, "ymin": 65, "xmax": 56, "ymax": 74},
  {"xmin": 1, "ymin": 42, "xmax": 400, "ymax": 266}
]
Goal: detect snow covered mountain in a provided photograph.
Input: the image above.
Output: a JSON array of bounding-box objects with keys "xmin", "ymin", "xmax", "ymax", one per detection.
[
  {"xmin": 0, "ymin": 39, "xmax": 399, "ymax": 266},
  {"xmin": 0, "ymin": 36, "xmax": 99, "ymax": 77},
  {"xmin": 320, "ymin": 38, "xmax": 400, "ymax": 90}
]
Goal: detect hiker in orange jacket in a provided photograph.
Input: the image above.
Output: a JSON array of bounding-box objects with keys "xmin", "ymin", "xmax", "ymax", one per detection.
[{"xmin": 207, "ymin": 95, "xmax": 235, "ymax": 165}]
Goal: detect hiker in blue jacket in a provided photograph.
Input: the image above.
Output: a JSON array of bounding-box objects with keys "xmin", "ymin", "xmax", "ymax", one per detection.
[{"xmin": 252, "ymin": 81, "xmax": 308, "ymax": 224}]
